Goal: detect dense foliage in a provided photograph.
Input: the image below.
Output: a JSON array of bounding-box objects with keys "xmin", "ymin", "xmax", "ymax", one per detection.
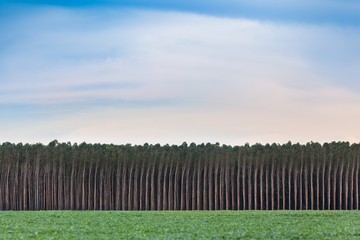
[
  {"xmin": 0, "ymin": 141, "xmax": 359, "ymax": 210},
  {"xmin": 1, "ymin": 211, "xmax": 359, "ymax": 239}
]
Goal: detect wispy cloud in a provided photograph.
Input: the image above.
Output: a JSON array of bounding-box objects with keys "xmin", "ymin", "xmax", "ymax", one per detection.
[{"xmin": 1, "ymin": 6, "xmax": 360, "ymax": 145}]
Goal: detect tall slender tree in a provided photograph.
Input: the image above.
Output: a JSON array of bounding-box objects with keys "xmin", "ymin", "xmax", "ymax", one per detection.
[
  {"xmin": 299, "ymin": 149, "xmax": 304, "ymax": 210},
  {"xmin": 174, "ymin": 157, "xmax": 180, "ymax": 210},
  {"xmin": 288, "ymin": 155, "xmax": 293, "ymax": 210},
  {"xmin": 259, "ymin": 154, "xmax": 264, "ymax": 210},
  {"xmin": 271, "ymin": 154, "xmax": 275, "ymax": 210},
  {"xmin": 349, "ymin": 150, "xmax": 355, "ymax": 210},
  {"xmin": 197, "ymin": 157, "xmax": 203, "ymax": 210},
  {"xmin": 282, "ymin": 157, "xmax": 286, "ymax": 210},
  {"xmin": 333, "ymin": 160, "xmax": 338, "ymax": 210},
  {"xmin": 327, "ymin": 154, "xmax": 332, "ymax": 210},
  {"xmin": 338, "ymin": 157, "xmax": 345, "ymax": 210},
  {"xmin": 237, "ymin": 151, "xmax": 241, "ymax": 210},
  {"xmin": 203, "ymin": 156, "xmax": 209, "ymax": 210},
  {"xmin": 322, "ymin": 149, "xmax": 326, "ymax": 210},
  {"xmin": 133, "ymin": 157, "xmax": 140, "ymax": 211},
  {"xmin": 214, "ymin": 156, "xmax": 219, "ymax": 210},
  {"xmin": 242, "ymin": 154, "xmax": 247, "ymax": 210},
  {"xmin": 150, "ymin": 154, "xmax": 157, "ymax": 211},
  {"xmin": 254, "ymin": 154, "xmax": 259, "ymax": 210},
  {"xmin": 309, "ymin": 150, "xmax": 314, "ymax": 210},
  {"xmin": 344, "ymin": 153, "xmax": 350, "ymax": 210},
  {"xmin": 355, "ymin": 153, "xmax": 359, "ymax": 210}
]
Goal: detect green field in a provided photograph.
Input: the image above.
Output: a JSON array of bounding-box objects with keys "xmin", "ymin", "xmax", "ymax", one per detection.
[{"xmin": 0, "ymin": 211, "xmax": 359, "ymax": 239}]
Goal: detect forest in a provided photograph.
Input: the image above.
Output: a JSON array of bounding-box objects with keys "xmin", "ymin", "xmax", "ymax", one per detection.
[{"xmin": 0, "ymin": 140, "xmax": 359, "ymax": 211}]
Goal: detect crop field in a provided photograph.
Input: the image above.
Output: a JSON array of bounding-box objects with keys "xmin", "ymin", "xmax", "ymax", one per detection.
[{"xmin": 0, "ymin": 211, "xmax": 359, "ymax": 239}]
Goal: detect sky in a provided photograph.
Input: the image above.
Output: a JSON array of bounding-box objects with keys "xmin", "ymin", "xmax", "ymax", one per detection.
[{"xmin": 1, "ymin": 1, "xmax": 360, "ymax": 146}]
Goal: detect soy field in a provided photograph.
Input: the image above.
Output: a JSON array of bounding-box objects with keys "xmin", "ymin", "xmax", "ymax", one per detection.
[{"xmin": 1, "ymin": 211, "xmax": 359, "ymax": 239}]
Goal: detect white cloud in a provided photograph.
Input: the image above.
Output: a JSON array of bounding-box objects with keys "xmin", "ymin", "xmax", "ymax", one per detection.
[{"xmin": 1, "ymin": 7, "xmax": 360, "ymax": 145}]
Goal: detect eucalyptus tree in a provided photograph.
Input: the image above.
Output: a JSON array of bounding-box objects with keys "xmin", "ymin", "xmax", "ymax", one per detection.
[{"xmin": 1, "ymin": 140, "xmax": 360, "ymax": 211}]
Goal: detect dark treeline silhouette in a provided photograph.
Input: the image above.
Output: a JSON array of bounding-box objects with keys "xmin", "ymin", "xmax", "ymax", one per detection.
[{"xmin": 0, "ymin": 140, "xmax": 359, "ymax": 210}]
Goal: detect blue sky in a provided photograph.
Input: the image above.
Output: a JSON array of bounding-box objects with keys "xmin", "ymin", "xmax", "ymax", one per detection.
[
  {"xmin": 1, "ymin": 1, "xmax": 360, "ymax": 145},
  {"xmin": 2, "ymin": 0, "xmax": 360, "ymax": 26}
]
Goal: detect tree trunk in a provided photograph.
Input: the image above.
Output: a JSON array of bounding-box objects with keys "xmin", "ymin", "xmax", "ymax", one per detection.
[
  {"xmin": 214, "ymin": 158, "xmax": 219, "ymax": 210},
  {"xmin": 254, "ymin": 155, "xmax": 258, "ymax": 210},
  {"xmin": 288, "ymin": 159, "xmax": 293, "ymax": 210},
  {"xmin": 128, "ymin": 162, "xmax": 134, "ymax": 211},
  {"xmin": 299, "ymin": 150, "xmax": 303, "ymax": 210},
  {"xmin": 316, "ymin": 153, "xmax": 320, "ymax": 210},
  {"xmin": 197, "ymin": 158, "xmax": 202, "ymax": 210},
  {"xmin": 103, "ymin": 163, "xmax": 109, "ymax": 210},
  {"xmin": 88, "ymin": 159, "xmax": 93, "ymax": 210},
  {"xmin": 81, "ymin": 160, "xmax": 86, "ymax": 210},
  {"xmin": 0, "ymin": 160, "xmax": 3, "ymax": 210},
  {"xmin": 133, "ymin": 160, "xmax": 139, "ymax": 210},
  {"xmin": 203, "ymin": 158, "xmax": 208, "ymax": 210},
  {"xmin": 294, "ymin": 163, "xmax": 298, "ymax": 210},
  {"xmin": 157, "ymin": 157, "xmax": 163, "ymax": 210},
  {"xmin": 46, "ymin": 163, "xmax": 51, "ymax": 210},
  {"xmin": 5, "ymin": 162, "xmax": 11, "ymax": 210},
  {"xmin": 310, "ymin": 153, "xmax": 314, "ymax": 210},
  {"xmin": 57, "ymin": 153, "xmax": 64, "ymax": 210},
  {"xmin": 350, "ymin": 153, "xmax": 355, "ymax": 210},
  {"xmin": 304, "ymin": 165, "xmax": 308, "ymax": 210},
  {"xmin": 180, "ymin": 159, "xmax": 185, "ymax": 210},
  {"xmin": 28, "ymin": 156, "xmax": 33, "ymax": 210},
  {"xmin": 259, "ymin": 155, "xmax": 264, "ymax": 210},
  {"xmin": 242, "ymin": 155, "xmax": 247, "ymax": 210},
  {"xmin": 0, "ymin": 160, "xmax": 4, "ymax": 210},
  {"xmin": 139, "ymin": 160, "xmax": 146, "ymax": 211},
  {"xmin": 338, "ymin": 159, "xmax": 344, "ymax": 210},
  {"xmin": 71, "ymin": 158, "xmax": 76, "ymax": 210},
  {"xmin": 115, "ymin": 160, "xmax": 121, "ymax": 210},
  {"xmin": 344, "ymin": 155, "xmax": 350, "ymax": 210},
  {"xmin": 168, "ymin": 159, "xmax": 175, "ymax": 210},
  {"xmin": 192, "ymin": 160, "xmax": 197, "ymax": 210},
  {"xmin": 185, "ymin": 160, "xmax": 191, "ymax": 210},
  {"xmin": 122, "ymin": 160, "xmax": 128, "ymax": 210},
  {"xmin": 282, "ymin": 161, "xmax": 286, "ymax": 210},
  {"xmin": 237, "ymin": 152, "xmax": 241, "ymax": 210},
  {"xmin": 100, "ymin": 166, "xmax": 105, "ymax": 210},
  {"xmin": 13, "ymin": 160, "xmax": 19, "ymax": 210},
  {"xmin": 231, "ymin": 158, "xmax": 236, "ymax": 210},
  {"xmin": 327, "ymin": 156, "xmax": 332, "ymax": 210},
  {"xmin": 150, "ymin": 156, "xmax": 157, "ymax": 211},
  {"xmin": 333, "ymin": 161, "xmax": 338, "ymax": 210},
  {"xmin": 271, "ymin": 156, "xmax": 275, "ymax": 210},
  {"xmin": 52, "ymin": 159, "xmax": 57, "ymax": 210},
  {"xmin": 174, "ymin": 160, "xmax": 180, "ymax": 210},
  {"xmin": 223, "ymin": 156, "xmax": 231, "ymax": 210},
  {"xmin": 247, "ymin": 155, "xmax": 252, "ymax": 210},
  {"xmin": 22, "ymin": 159, "xmax": 28, "ymax": 210},
  {"xmin": 321, "ymin": 152, "xmax": 326, "ymax": 210},
  {"xmin": 219, "ymin": 157, "xmax": 224, "ymax": 210},
  {"xmin": 145, "ymin": 161, "xmax": 151, "ymax": 210},
  {"xmin": 265, "ymin": 157, "xmax": 269, "ymax": 210},
  {"xmin": 322, "ymin": 151, "xmax": 326, "ymax": 210},
  {"xmin": 356, "ymin": 154, "xmax": 359, "ymax": 210},
  {"xmin": 34, "ymin": 151, "xmax": 41, "ymax": 210},
  {"xmin": 208, "ymin": 157, "xmax": 213, "ymax": 210},
  {"xmin": 276, "ymin": 160, "xmax": 280, "ymax": 210}
]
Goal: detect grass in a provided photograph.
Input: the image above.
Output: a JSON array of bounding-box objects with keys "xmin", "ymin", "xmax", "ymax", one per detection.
[{"xmin": 0, "ymin": 210, "xmax": 359, "ymax": 239}]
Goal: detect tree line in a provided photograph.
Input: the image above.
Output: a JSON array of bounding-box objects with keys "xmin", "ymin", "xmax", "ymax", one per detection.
[{"xmin": 0, "ymin": 140, "xmax": 359, "ymax": 210}]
